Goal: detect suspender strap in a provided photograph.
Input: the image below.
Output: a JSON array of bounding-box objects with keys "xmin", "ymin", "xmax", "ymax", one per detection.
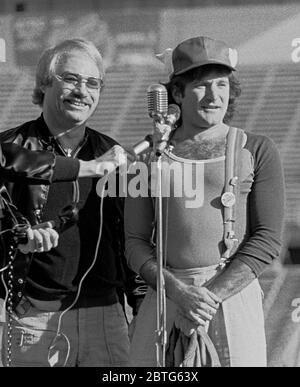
[{"xmin": 220, "ymin": 127, "xmax": 245, "ymax": 267}]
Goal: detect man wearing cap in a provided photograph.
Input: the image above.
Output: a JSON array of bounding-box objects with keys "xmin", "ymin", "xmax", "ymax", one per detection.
[
  {"xmin": 125, "ymin": 36, "xmax": 285, "ymax": 367},
  {"xmin": 0, "ymin": 38, "xmax": 146, "ymax": 367}
]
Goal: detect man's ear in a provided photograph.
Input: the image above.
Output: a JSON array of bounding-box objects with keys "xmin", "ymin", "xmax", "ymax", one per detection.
[{"xmin": 172, "ymin": 86, "xmax": 183, "ymax": 104}]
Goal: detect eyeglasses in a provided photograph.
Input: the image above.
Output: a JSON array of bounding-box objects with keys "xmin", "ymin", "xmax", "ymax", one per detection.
[{"xmin": 54, "ymin": 72, "xmax": 104, "ymax": 90}]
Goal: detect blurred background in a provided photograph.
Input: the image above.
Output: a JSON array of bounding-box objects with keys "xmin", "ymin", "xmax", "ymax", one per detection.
[{"xmin": 0, "ymin": 0, "xmax": 300, "ymax": 366}]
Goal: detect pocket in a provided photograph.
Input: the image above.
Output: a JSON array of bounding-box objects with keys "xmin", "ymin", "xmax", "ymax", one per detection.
[
  {"xmin": 115, "ymin": 302, "xmax": 126, "ymax": 319},
  {"xmin": 2, "ymin": 307, "xmax": 63, "ymax": 367},
  {"xmin": 3, "ymin": 325, "xmax": 58, "ymax": 367}
]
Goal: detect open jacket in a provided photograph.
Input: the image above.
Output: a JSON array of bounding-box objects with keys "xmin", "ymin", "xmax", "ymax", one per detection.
[
  {"xmin": 0, "ymin": 141, "xmax": 80, "ymax": 307},
  {"xmin": 0, "ymin": 116, "xmax": 146, "ymax": 312}
]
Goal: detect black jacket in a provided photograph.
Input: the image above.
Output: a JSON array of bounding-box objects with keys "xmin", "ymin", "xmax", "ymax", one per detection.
[
  {"xmin": 0, "ymin": 141, "xmax": 81, "ymax": 304},
  {"xmin": 0, "ymin": 116, "xmax": 145, "ymax": 312}
]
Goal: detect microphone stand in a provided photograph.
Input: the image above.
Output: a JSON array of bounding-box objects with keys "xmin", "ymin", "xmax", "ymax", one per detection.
[{"xmin": 153, "ymin": 119, "xmax": 167, "ymax": 368}]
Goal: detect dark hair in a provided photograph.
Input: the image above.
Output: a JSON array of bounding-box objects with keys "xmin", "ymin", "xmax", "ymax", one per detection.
[{"xmin": 164, "ymin": 64, "xmax": 241, "ymax": 125}]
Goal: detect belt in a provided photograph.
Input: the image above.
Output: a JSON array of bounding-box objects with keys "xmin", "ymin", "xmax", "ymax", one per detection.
[
  {"xmin": 15, "ymin": 291, "xmax": 118, "ymax": 314},
  {"xmin": 15, "ymin": 295, "xmax": 63, "ymax": 314}
]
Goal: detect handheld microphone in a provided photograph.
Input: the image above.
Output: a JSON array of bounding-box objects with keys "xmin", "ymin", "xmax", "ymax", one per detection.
[
  {"xmin": 15, "ymin": 220, "xmax": 57, "ymax": 245},
  {"xmin": 131, "ymin": 134, "xmax": 153, "ymax": 157}
]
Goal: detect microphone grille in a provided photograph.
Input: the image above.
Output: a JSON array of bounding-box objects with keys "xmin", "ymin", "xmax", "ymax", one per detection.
[{"xmin": 147, "ymin": 84, "xmax": 168, "ymax": 118}]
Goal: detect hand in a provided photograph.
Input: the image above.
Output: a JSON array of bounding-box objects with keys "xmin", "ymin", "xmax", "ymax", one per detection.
[
  {"xmin": 152, "ymin": 121, "xmax": 172, "ymax": 155},
  {"xmin": 174, "ymin": 284, "xmax": 221, "ymax": 327},
  {"xmin": 79, "ymin": 145, "xmax": 135, "ymax": 177},
  {"xmin": 95, "ymin": 145, "xmax": 128, "ymax": 175},
  {"xmin": 17, "ymin": 221, "xmax": 59, "ymax": 254}
]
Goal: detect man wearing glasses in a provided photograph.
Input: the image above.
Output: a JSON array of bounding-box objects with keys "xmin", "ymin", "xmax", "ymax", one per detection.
[{"xmin": 0, "ymin": 38, "xmax": 142, "ymax": 367}]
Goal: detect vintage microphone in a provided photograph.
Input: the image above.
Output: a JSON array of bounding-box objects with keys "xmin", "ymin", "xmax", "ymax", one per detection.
[
  {"xmin": 130, "ymin": 83, "xmax": 180, "ymax": 159},
  {"xmin": 147, "ymin": 84, "xmax": 168, "ymax": 121},
  {"xmin": 146, "ymin": 83, "xmax": 169, "ymax": 367},
  {"xmin": 147, "ymin": 84, "xmax": 169, "ymax": 157}
]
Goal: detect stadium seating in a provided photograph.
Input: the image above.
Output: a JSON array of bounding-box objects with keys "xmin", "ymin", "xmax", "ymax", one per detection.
[{"xmin": 0, "ymin": 63, "xmax": 299, "ymax": 224}]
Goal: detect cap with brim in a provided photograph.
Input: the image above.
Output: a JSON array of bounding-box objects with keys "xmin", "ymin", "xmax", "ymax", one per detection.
[{"xmin": 171, "ymin": 36, "xmax": 237, "ymax": 78}]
